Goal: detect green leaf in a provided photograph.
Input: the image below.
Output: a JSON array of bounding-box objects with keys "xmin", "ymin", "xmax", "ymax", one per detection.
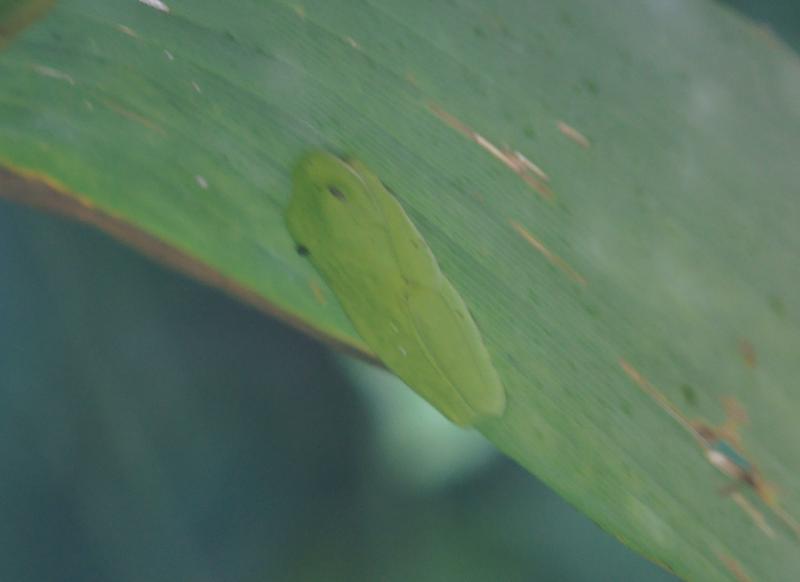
[
  {"xmin": 0, "ymin": 0, "xmax": 55, "ymax": 47},
  {"xmin": 2, "ymin": 1, "xmax": 799, "ymax": 579}
]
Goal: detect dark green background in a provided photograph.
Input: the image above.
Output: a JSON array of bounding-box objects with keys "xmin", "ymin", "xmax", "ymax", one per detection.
[
  {"xmin": 0, "ymin": 1, "xmax": 797, "ymax": 580},
  {"xmin": 0, "ymin": 198, "xmax": 678, "ymax": 582}
]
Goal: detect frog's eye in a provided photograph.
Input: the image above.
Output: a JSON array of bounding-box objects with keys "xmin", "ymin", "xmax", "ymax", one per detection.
[{"xmin": 328, "ymin": 185, "xmax": 346, "ymax": 201}]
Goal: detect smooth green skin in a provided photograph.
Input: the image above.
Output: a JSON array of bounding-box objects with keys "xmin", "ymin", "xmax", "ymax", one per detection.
[{"xmin": 286, "ymin": 151, "xmax": 505, "ymax": 426}]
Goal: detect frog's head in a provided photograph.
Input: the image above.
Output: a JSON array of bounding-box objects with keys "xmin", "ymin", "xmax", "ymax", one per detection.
[{"xmin": 287, "ymin": 151, "xmax": 384, "ymax": 254}]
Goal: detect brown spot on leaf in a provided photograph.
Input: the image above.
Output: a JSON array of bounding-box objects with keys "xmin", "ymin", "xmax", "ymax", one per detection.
[
  {"xmin": 100, "ymin": 99, "xmax": 166, "ymax": 135},
  {"xmin": 557, "ymin": 120, "xmax": 591, "ymax": 148},
  {"xmin": 730, "ymin": 493, "xmax": 775, "ymax": 538},
  {"xmin": 428, "ymin": 102, "xmax": 554, "ymax": 202},
  {"xmin": 738, "ymin": 338, "xmax": 757, "ymax": 368},
  {"xmin": 717, "ymin": 553, "xmax": 753, "ymax": 582},
  {"xmin": 510, "ymin": 220, "xmax": 586, "ymax": 286},
  {"xmin": 309, "ymin": 280, "xmax": 326, "ymax": 305}
]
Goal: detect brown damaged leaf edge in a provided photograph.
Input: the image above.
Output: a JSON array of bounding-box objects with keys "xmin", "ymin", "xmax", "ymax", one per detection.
[
  {"xmin": 0, "ymin": 164, "xmax": 379, "ymax": 366},
  {"xmin": 0, "ymin": 0, "xmax": 57, "ymax": 48}
]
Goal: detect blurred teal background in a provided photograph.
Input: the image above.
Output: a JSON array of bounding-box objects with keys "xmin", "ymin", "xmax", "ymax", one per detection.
[
  {"xmin": 0, "ymin": 198, "xmax": 679, "ymax": 581},
  {"xmin": 1, "ymin": 2, "xmax": 796, "ymax": 579}
]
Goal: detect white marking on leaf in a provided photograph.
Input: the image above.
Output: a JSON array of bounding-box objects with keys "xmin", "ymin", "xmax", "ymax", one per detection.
[
  {"xmin": 138, "ymin": 0, "xmax": 170, "ymax": 13},
  {"xmin": 33, "ymin": 65, "xmax": 75, "ymax": 86}
]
